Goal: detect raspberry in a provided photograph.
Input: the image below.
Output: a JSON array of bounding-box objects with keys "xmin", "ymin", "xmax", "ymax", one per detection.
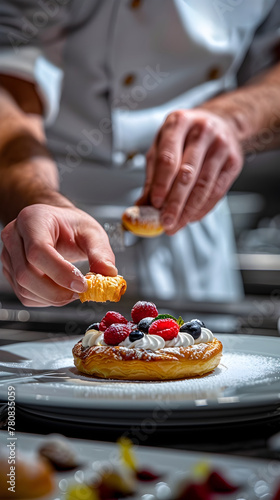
[
  {"xmin": 99, "ymin": 311, "xmax": 128, "ymax": 331},
  {"xmin": 148, "ymin": 318, "xmax": 179, "ymax": 341},
  {"xmin": 103, "ymin": 324, "xmax": 131, "ymax": 346},
  {"xmin": 131, "ymin": 301, "xmax": 158, "ymax": 324}
]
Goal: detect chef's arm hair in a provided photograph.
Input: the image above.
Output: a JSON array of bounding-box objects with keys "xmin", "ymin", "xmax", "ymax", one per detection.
[
  {"xmin": 0, "ymin": 75, "xmax": 73, "ymax": 226},
  {"xmin": 203, "ymin": 61, "xmax": 280, "ymax": 153}
]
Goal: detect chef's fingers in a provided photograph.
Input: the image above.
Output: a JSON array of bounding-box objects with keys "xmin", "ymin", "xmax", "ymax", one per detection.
[
  {"xmin": 76, "ymin": 226, "xmax": 118, "ymax": 277},
  {"xmin": 136, "ymin": 146, "xmax": 156, "ymax": 206},
  {"xmin": 1, "ymin": 228, "xmax": 80, "ymax": 305},
  {"xmin": 168, "ymin": 152, "xmax": 242, "ymax": 234},
  {"xmin": 160, "ymin": 119, "xmax": 215, "ymax": 231},
  {"xmin": 11, "ymin": 216, "xmax": 88, "ymax": 294},
  {"xmin": 166, "ymin": 136, "xmax": 229, "ymax": 234},
  {"xmin": 1, "ymin": 248, "xmax": 55, "ymax": 307},
  {"xmin": 190, "ymin": 155, "xmax": 243, "ymax": 222},
  {"xmin": 3, "ymin": 266, "xmax": 73, "ymax": 307},
  {"xmin": 149, "ymin": 111, "xmax": 190, "ymax": 210},
  {"xmin": 1, "ymin": 267, "xmax": 46, "ymax": 307}
]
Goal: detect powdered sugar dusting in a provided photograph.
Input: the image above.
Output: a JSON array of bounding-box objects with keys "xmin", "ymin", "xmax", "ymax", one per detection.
[
  {"xmin": 72, "ymin": 267, "xmax": 84, "ymax": 278},
  {"xmin": 67, "ymin": 352, "xmax": 280, "ymax": 401},
  {"xmin": 4, "ymin": 336, "xmax": 280, "ymax": 404},
  {"xmin": 125, "ymin": 206, "xmax": 161, "ymax": 226}
]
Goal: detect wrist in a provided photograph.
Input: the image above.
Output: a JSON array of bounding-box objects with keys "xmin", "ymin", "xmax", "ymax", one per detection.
[
  {"xmin": 0, "ymin": 157, "xmax": 74, "ymax": 225},
  {"xmin": 200, "ymin": 93, "xmax": 257, "ymax": 152},
  {"xmin": 26, "ymin": 190, "xmax": 75, "ymax": 210}
]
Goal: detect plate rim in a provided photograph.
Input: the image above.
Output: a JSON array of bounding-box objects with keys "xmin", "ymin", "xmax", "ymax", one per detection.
[{"xmin": 0, "ymin": 334, "xmax": 280, "ymax": 412}]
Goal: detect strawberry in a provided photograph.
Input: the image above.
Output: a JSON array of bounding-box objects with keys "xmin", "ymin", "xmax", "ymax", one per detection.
[
  {"xmin": 103, "ymin": 324, "xmax": 130, "ymax": 346},
  {"xmin": 99, "ymin": 311, "xmax": 128, "ymax": 331},
  {"xmin": 131, "ymin": 301, "xmax": 158, "ymax": 324},
  {"xmin": 148, "ymin": 318, "xmax": 179, "ymax": 341}
]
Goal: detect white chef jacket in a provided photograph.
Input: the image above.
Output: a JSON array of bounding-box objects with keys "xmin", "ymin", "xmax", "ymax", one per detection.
[{"xmin": 0, "ymin": 0, "xmax": 278, "ymax": 301}]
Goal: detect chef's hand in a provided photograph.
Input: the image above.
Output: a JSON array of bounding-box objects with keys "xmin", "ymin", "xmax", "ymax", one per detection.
[
  {"xmin": 1, "ymin": 204, "xmax": 117, "ymax": 307},
  {"xmin": 137, "ymin": 109, "xmax": 243, "ymax": 235}
]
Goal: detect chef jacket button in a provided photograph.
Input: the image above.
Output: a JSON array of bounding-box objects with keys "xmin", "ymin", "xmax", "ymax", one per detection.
[
  {"xmin": 126, "ymin": 153, "xmax": 146, "ymax": 169},
  {"xmin": 130, "ymin": 0, "xmax": 141, "ymax": 9},
  {"xmin": 207, "ymin": 67, "xmax": 221, "ymax": 80},
  {"xmin": 123, "ymin": 73, "xmax": 136, "ymax": 86},
  {"xmin": 126, "ymin": 151, "xmax": 138, "ymax": 161}
]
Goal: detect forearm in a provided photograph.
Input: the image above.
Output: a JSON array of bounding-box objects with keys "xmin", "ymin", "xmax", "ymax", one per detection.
[
  {"xmin": 0, "ymin": 84, "xmax": 72, "ymax": 225},
  {"xmin": 202, "ymin": 62, "xmax": 280, "ymax": 154}
]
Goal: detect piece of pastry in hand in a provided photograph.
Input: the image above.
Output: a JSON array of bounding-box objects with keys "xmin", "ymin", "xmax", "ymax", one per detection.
[
  {"xmin": 79, "ymin": 273, "xmax": 127, "ymax": 303},
  {"xmin": 73, "ymin": 301, "xmax": 223, "ymax": 380},
  {"xmin": 122, "ymin": 205, "xmax": 164, "ymax": 237}
]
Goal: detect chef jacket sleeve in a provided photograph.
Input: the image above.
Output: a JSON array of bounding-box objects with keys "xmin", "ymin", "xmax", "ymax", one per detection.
[
  {"xmin": 114, "ymin": 2, "xmax": 280, "ymax": 157},
  {"xmin": 0, "ymin": 0, "xmax": 67, "ymax": 125},
  {"xmin": 237, "ymin": 1, "xmax": 280, "ymax": 84},
  {"xmin": 112, "ymin": 79, "xmax": 228, "ymax": 156}
]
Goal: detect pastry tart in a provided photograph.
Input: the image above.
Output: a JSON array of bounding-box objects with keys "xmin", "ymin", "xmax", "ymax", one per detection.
[
  {"xmin": 79, "ymin": 273, "xmax": 127, "ymax": 303},
  {"xmin": 73, "ymin": 337, "xmax": 222, "ymax": 381},
  {"xmin": 73, "ymin": 301, "xmax": 223, "ymax": 380}
]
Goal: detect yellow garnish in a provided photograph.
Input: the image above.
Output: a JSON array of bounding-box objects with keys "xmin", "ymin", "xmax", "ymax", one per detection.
[
  {"xmin": 66, "ymin": 484, "xmax": 98, "ymax": 500},
  {"xmin": 117, "ymin": 437, "xmax": 138, "ymax": 472},
  {"xmin": 192, "ymin": 461, "xmax": 211, "ymax": 480}
]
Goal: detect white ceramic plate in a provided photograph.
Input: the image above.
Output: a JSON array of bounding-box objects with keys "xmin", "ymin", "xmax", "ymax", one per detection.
[
  {"xmin": 0, "ymin": 431, "xmax": 279, "ymax": 500},
  {"xmin": 0, "ymin": 335, "xmax": 280, "ymax": 421}
]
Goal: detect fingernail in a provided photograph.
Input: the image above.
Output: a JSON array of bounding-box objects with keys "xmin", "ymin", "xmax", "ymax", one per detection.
[
  {"xmin": 105, "ymin": 262, "xmax": 118, "ymax": 275},
  {"xmin": 153, "ymin": 197, "xmax": 163, "ymax": 209},
  {"xmin": 162, "ymin": 215, "xmax": 174, "ymax": 228},
  {"xmin": 70, "ymin": 279, "xmax": 87, "ymax": 293}
]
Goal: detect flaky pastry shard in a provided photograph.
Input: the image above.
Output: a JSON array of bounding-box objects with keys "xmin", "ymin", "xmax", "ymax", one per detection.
[{"xmin": 79, "ymin": 273, "xmax": 127, "ymax": 303}]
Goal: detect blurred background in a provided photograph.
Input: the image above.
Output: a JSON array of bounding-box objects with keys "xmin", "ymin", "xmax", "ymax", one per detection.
[
  {"xmin": 0, "ymin": 147, "xmax": 280, "ymax": 345},
  {"xmin": 1, "ymin": 1, "xmax": 280, "ymax": 344}
]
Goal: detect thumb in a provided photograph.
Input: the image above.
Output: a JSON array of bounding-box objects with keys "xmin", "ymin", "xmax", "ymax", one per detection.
[
  {"xmin": 135, "ymin": 190, "xmax": 150, "ymax": 207},
  {"xmin": 81, "ymin": 231, "xmax": 118, "ymax": 277}
]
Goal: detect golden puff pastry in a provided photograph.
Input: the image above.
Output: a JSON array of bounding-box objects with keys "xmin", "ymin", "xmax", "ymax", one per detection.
[
  {"xmin": 122, "ymin": 206, "xmax": 164, "ymax": 237},
  {"xmin": 79, "ymin": 273, "xmax": 127, "ymax": 303},
  {"xmin": 72, "ymin": 337, "xmax": 223, "ymax": 380}
]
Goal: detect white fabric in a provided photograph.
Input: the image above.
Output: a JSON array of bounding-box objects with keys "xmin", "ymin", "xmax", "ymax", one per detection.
[
  {"xmin": 0, "ymin": 48, "xmax": 63, "ymax": 124},
  {"xmin": 0, "ymin": 0, "xmax": 277, "ymax": 301}
]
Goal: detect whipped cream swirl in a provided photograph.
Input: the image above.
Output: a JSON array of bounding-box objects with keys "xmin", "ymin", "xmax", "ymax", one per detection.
[
  {"xmin": 194, "ymin": 327, "xmax": 214, "ymax": 344},
  {"xmin": 119, "ymin": 334, "xmax": 165, "ymax": 350},
  {"xmin": 165, "ymin": 332, "xmax": 194, "ymax": 347},
  {"xmin": 82, "ymin": 329, "xmax": 107, "ymax": 348},
  {"xmin": 82, "ymin": 326, "xmax": 214, "ymax": 351}
]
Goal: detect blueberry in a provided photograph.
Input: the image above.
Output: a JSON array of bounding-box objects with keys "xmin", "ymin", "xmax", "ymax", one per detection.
[
  {"xmin": 86, "ymin": 322, "xmax": 100, "ymax": 332},
  {"xmin": 190, "ymin": 318, "xmax": 205, "ymax": 327},
  {"xmin": 129, "ymin": 330, "xmax": 144, "ymax": 342},
  {"xmin": 137, "ymin": 317, "xmax": 155, "ymax": 333},
  {"xmin": 180, "ymin": 321, "xmax": 201, "ymax": 339}
]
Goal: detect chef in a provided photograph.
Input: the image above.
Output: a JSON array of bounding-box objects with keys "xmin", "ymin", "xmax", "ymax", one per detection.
[{"xmin": 0, "ymin": 0, "xmax": 279, "ymax": 307}]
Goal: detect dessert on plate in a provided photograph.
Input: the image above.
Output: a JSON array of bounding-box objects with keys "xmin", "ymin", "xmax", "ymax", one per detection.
[{"xmin": 73, "ymin": 301, "xmax": 223, "ymax": 380}]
